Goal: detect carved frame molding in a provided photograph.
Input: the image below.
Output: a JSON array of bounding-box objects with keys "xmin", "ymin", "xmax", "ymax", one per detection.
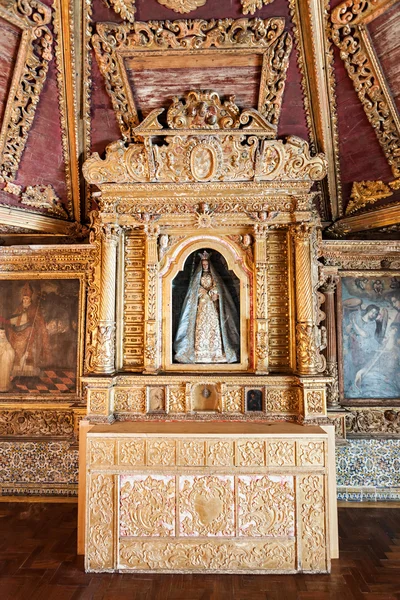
[
  {"xmin": 0, "ymin": 0, "xmax": 52, "ymax": 184},
  {"xmin": 331, "ymin": 0, "xmax": 400, "ymax": 179},
  {"xmin": 91, "ymin": 18, "xmax": 292, "ymax": 141}
]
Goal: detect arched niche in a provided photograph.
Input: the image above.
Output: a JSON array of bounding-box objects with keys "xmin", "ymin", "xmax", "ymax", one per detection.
[{"xmin": 160, "ymin": 235, "xmax": 252, "ymax": 372}]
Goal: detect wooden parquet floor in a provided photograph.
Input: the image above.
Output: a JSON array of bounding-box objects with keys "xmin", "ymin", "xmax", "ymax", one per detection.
[{"xmin": 0, "ymin": 503, "xmax": 399, "ymax": 600}]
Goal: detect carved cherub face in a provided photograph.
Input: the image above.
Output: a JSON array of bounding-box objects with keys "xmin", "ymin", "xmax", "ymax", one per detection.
[
  {"xmin": 0, "ymin": 329, "xmax": 6, "ymax": 340},
  {"xmin": 243, "ymin": 234, "xmax": 252, "ymax": 247}
]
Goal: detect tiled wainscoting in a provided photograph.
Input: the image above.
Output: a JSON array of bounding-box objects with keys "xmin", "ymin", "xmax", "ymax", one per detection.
[{"xmin": 336, "ymin": 439, "xmax": 400, "ymax": 502}]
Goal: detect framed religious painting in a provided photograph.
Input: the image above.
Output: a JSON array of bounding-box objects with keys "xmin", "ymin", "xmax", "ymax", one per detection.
[
  {"xmin": 0, "ymin": 274, "xmax": 86, "ymax": 398},
  {"xmin": 338, "ymin": 274, "xmax": 400, "ymax": 405}
]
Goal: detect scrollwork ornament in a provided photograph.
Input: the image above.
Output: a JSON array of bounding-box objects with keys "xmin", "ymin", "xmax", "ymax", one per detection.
[
  {"xmin": 102, "ymin": 0, "xmax": 136, "ymax": 22},
  {"xmin": 156, "ymin": 0, "xmax": 207, "ymax": 12},
  {"xmin": 240, "ymin": 0, "xmax": 276, "ymax": 15}
]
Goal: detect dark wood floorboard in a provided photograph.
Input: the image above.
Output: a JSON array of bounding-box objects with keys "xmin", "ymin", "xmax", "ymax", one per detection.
[{"xmin": 0, "ymin": 503, "xmax": 399, "ymax": 600}]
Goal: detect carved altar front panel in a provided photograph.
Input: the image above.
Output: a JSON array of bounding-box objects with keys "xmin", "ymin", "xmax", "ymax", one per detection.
[{"xmin": 85, "ymin": 422, "xmax": 330, "ymax": 574}]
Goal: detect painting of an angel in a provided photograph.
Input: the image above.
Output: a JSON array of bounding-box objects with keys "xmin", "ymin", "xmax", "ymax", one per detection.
[
  {"xmin": 173, "ymin": 249, "xmax": 240, "ymax": 364},
  {"xmin": 342, "ymin": 276, "xmax": 400, "ymax": 399}
]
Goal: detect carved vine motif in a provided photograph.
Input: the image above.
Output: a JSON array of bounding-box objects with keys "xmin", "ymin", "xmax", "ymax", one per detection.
[
  {"xmin": 147, "ymin": 440, "xmax": 176, "ymax": 466},
  {"xmin": 296, "ymin": 323, "xmax": 326, "ymax": 374},
  {"xmin": 306, "ymin": 390, "xmax": 325, "ymax": 414},
  {"xmin": 120, "ymin": 476, "xmax": 175, "ymax": 537},
  {"xmin": 208, "ymin": 441, "xmax": 234, "ymax": 466},
  {"xmin": 102, "ymin": 0, "xmax": 136, "ymax": 22},
  {"xmin": 0, "ymin": 0, "xmax": 53, "ymax": 183},
  {"xmin": 238, "ymin": 475, "xmax": 295, "ymax": 536},
  {"xmin": 298, "ymin": 441, "xmax": 324, "ymax": 466},
  {"xmin": 299, "ymin": 475, "xmax": 326, "ymax": 571},
  {"xmin": 224, "ymin": 387, "xmax": 243, "ymax": 412},
  {"xmin": 346, "ymin": 180, "xmax": 394, "ymax": 215},
  {"xmin": 0, "ymin": 410, "xmax": 74, "ymax": 437},
  {"xmin": 157, "ymin": 0, "xmax": 207, "ymax": 12},
  {"xmin": 89, "ymin": 440, "xmax": 115, "ymax": 466},
  {"xmin": 237, "ymin": 441, "xmax": 265, "ymax": 466},
  {"xmin": 267, "ymin": 390, "xmax": 299, "ymax": 413},
  {"xmin": 119, "ymin": 539, "xmax": 295, "ymax": 570},
  {"xmin": 267, "ymin": 441, "xmax": 295, "ymax": 466},
  {"xmin": 179, "ymin": 475, "xmax": 235, "ymax": 536},
  {"xmin": 118, "ymin": 440, "xmax": 145, "ymax": 465},
  {"xmin": 114, "ymin": 389, "xmax": 146, "ymax": 412},
  {"xmin": 89, "ymin": 391, "xmax": 108, "ymax": 414},
  {"xmin": 240, "ymin": 0, "xmax": 275, "ymax": 15},
  {"xmin": 87, "ymin": 474, "xmax": 114, "ymax": 570},
  {"xmin": 91, "ymin": 19, "xmax": 292, "ymax": 136},
  {"xmin": 179, "ymin": 441, "xmax": 206, "ymax": 466},
  {"xmin": 331, "ymin": 2, "xmax": 400, "ymax": 177}
]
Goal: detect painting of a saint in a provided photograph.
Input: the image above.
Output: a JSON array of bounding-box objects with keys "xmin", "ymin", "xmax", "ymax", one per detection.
[
  {"xmin": 0, "ymin": 279, "xmax": 80, "ymax": 395},
  {"xmin": 246, "ymin": 389, "xmax": 263, "ymax": 412},
  {"xmin": 173, "ymin": 250, "xmax": 240, "ymax": 364},
  {"xmin": 342, "ymin": 276, "xmax": 400, "ymax": 399}
]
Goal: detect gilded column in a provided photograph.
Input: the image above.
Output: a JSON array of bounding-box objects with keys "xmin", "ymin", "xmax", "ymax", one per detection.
[
  {"xmin": 321, "ymin": 275, "xmax": 340, "ymax": 408},
  {"xmin": 143, "ymin": 223, "xmax": 160, "ymax": 374},
  {"xmin": 93, "ymin": 223, "xmax": 119, "ymax": 374},
  {"xmin": 292, "ymin": 224, "xmax": 325, "ymax": 375},
  {"xmin": 253, "ymin": 224, "xmax": 269, "ymax": 374}
]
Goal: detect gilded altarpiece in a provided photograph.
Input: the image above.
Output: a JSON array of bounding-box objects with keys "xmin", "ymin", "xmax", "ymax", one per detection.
[{"xmin": 81, "ymin": 86, "xmax": 337, "ymax": 572}]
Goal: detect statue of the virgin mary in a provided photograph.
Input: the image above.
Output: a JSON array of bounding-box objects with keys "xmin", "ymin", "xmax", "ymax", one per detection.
[{"xmin": 174, "ymin": 250, "xmax": 240, "ymax": 364}]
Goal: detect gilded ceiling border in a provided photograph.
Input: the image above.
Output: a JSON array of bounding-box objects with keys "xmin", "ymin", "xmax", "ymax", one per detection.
[
  {"xmin": 53, "ymin": 0, "xmax": 80, "ymax": 221},
  {"xmin": 91, "ymin": 18, "xmax": 292, "ymax": 141},
  {"xmin": 331, "ymin": 0, "xmax": 400, "ymax": 179},
  {"xmin": 0, "ymin": 0, "xmax": 53, "ymax": 183},
  {"xmin": 322, "ymin": 239, "xmax": 400, "ymax": 269},
  {"xmin": 325, "ymin": 200, "xmax": 400, "ymax": 237},
  {"xmin": 289, "ymin": 0, "xmax": 342, "ymax": 222},
  {"xmin": 81, "ymin": 0, "xmax": 93, "ymax": 220}
]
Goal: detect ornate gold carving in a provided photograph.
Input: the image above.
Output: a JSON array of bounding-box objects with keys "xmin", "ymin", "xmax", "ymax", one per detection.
[
  {"xmin": 102, "ymin": 0, "xmax": 136, "ymax": 22},
  {"xmin": 0, "ymin": 0, "xmax": 52, "ymax": 183},
  {"xmin": 4, "ymin": 182, "xmax": 21, "ymax": 196},
  {"xmin": 89, "ymin": 439, "xmax": 115, "ymax": 466},
  {"xmin": 207, "ymin": 441, "xmax": 234, "ymax": 466},
  {"xmin": 305, "ymin": 390, "xmax": 324, "ymax": 414},
  {"xmin": 237, "ymin": 441, "xmax": 265, "ymax": 466},
  {"xmin": 19, "ymin": 185, "xmax": 68, "ymax": 219},
  {"xmin": 167, "ymin": 90, "xmax": 243, "ymax": 130},
  {"xmin": 147, "ymin": 440, "xmax": 176, "ymax": 466},
  {"xmin": 346, "ymin": 408, "xmax": 400, "ymax": 436},
  {"xmin": 157, "ymin": 0, "xmax": 207, "ymax": 12},
  {"xmin": 322, "ymin": 240, "xmax": 400, "ymax": 270},
  {"xmin": 119, "ymin": 539, "xmax": 295, "ymax": 571},
  {"xmin": 299, "ymin": 475, "xmax": 326, "ymax": 571},
  {"xmin": 179, "ymin": 475, "xmax": 235, "ymax": 536},
  {"xmin": 267, "ymin": 389, "xmax": 299, "ymax": 413},
  {"xmin": 296, "ymin": 324, "xmax": 326, "ymax": 375},
  {"xmin": 346, "ymin": 180, "xmax": 394, "ymax": 215},
  {"xmin": 267, "ymin": 441, "xmax": 295, "ymax": 466},
  {"xmin": 332, "ymin": 1, "xmax": 400, "ymax": 177},
  {"xmin": 240, "ymin": 0, "xmax": 275, "ymax": 15},
  {"xmin": 120, "ymin": 475, "xmax": 175, "ymax": 537},
  {"xmin": 223, "ymin": 387, "xmax": 243, "ymax": 413},
  {"xmin": 91, "ymin": 19, "xmax": 292, "ymax": 136},
  {"xmin": 123, "ymin": 231, "xmax": 146, "ymax": 369},
  {"xmin": 179, "ymin": 441, "xmax": 206, "ymax": 466},
  {"xmin": 168, "ymin": 386, "xmax": 186, "ymax": 413},
  {"xmin": 114, "ymin": 389, "xmax": 146, "ymax": 412},
  {"xmin": 238, "ymin": 475, "xmax": 295, "ymax": 536},
  {"xmin": 87, "ymin": 474, "xmax": 114, "ymax": 570},
  {"xmin": 118, "ymin": 439, "xmax": 145, "ymax": 465},
  {"xmin": 89, "ymin": 390, "xmax": 108, "ymax": 414},
  {"xmin": 288, "ymin": 0, "xmax": 342, "ymax": 220},
  {"xmin": 0, "ymin": 410, "xmax": 74, "ymax": 437},
  {"xmin": 84, "ymin": 134, "xmax": 326, "ymax": 186},
  {"xmin": 53, "ymin": 0, "xmax": 80, "ymax": 220},
  {"xmin": 298, "ymin": 441, "xmax": 325, "ymax": 466}
]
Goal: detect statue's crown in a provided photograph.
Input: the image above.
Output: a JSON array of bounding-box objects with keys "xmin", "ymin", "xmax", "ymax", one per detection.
[{"xmin": 199, "ymin": 250, "xmax": 211, "ymax": 260}]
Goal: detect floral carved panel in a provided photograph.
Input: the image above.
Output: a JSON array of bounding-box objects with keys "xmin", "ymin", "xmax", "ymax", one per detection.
[{"xmin": 120, "ymin": 475, "xmax": 175, "ymax": 537}]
